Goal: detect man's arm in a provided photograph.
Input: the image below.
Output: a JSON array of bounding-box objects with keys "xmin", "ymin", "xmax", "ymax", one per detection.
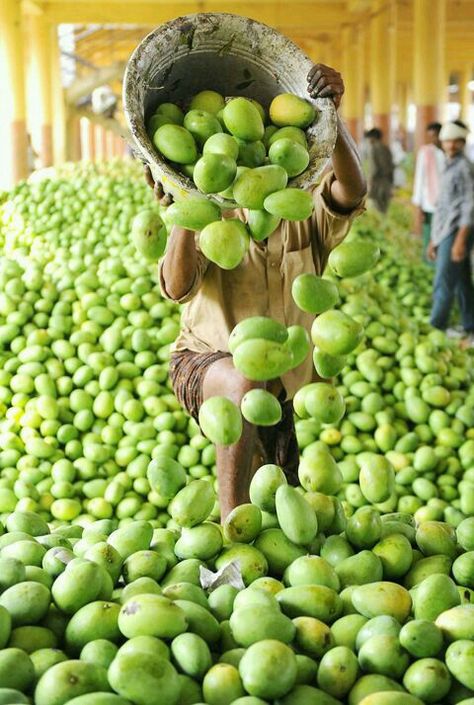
[
  {"xmin": 307, "ymin": 64, "xmax": 367, "ymax": 212},
  {"xmin": 143, "ymin": 165, "xmax": 203, "ymax": 302},
  {"xmin": 161, "ymin": 227, "xmax": 201, "ymax": 301},
  {"xmin": 451, "ymin": 162, "xmax": 474, "ymax": 263}
]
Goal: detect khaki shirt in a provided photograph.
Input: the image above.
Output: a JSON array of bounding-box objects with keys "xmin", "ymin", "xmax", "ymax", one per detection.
[{"xmin": 160, "ymin": 171, "xmax": 365, "ymax": 399}]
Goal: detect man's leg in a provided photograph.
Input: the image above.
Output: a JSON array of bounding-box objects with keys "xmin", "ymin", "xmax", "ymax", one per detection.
[
  {"xmin": 457, "ymin": 237, "xmax": 474, "ymax": 333},
  {"xmin": 202, "ymin": 356, "xmax": 264, "ymax": 520},
  {"xmin": 430, "ymin": 235, "xmax": 456, "ymax": 330}
]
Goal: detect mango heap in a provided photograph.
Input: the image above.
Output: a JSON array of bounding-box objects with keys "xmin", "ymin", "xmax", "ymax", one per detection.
[
  {"xmin": 146, "ymin": 90, "xmax": 316, "ymax": 270},
  {"xmin": 1, "ymin": 161, "xmax": 474, "ymax": 704}
]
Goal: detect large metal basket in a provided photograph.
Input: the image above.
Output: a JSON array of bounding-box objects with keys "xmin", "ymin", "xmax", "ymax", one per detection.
[{"xmin": 123, "ymin": 12, "xmax": 337, "ymax": 206}]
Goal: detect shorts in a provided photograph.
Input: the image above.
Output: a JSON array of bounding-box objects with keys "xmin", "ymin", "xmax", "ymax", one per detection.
[{"xmin": 169, "ymin": 349, "xmax": 299, "ymax": 484}]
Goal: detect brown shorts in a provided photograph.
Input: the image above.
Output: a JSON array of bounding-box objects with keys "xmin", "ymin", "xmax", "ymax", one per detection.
[{"xmin": 169, "ymin": 349, "xmax": 299, "ymax": 484}]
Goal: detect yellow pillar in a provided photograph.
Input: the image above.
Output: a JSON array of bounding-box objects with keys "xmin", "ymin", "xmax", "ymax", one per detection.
[
  {"xmin": 396, "ymin": 82, "xmax": 409, "ymax": 146},
  {"xmin": 370, "ymin": 0, "xmax": 393, "ymax": 141},
  {"xmin": 28, "ymin": 14, "xmax": 54, "ymax": 168},
  {"xmin": 81, "ymin": 118, "xmax": 96, "ymax": 161},
  {"xmin": 342, "ymin": 25, "xmax": 365, "ymax": 142},
  {"xmin": 413, "ymin": 0, "xmax": 446, "ymax": 149},
  {"xmin": 0, "ymin": 0, "xmax": 28, "ymax": 186},
  {"xmin": 66, "ymin": 113, "xmax": 81, "ymax": 162},
  {"xmin": 50, "ymin": 27, "xmax": 67, "ymax": 165},
  {"xmin": 459, "ymin": 66, "xmax": 473, "ymax": 125}
]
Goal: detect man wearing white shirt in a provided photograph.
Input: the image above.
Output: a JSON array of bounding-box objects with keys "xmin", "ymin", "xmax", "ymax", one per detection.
[{"xmin": 412, "ymin": 122, "xmax": 445, "ymax": 262}]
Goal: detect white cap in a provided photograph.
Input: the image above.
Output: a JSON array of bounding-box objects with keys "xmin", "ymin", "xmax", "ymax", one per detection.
[{"xmin": 439, "ymin": 122, "xmax": 469, "ymax": 141}]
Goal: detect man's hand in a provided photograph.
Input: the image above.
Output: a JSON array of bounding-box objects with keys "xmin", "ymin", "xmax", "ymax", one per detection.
[
  {"xmin": 307, "ymin": 64, "xmax": 344, "ymax": 109},
  {"xmin": 452, "ymin": 234, "xmax": 468, "ymax": 262},
  {"xmin": 143, "ymin": 165, "xmax": 173, "ymax": 206},
  {"xmin": 427, "ymin": 241, "xmax": 437, "ymax": 261}
]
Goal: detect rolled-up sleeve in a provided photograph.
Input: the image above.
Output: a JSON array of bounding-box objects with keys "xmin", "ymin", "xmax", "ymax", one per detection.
[
  {"xmin": 459, "ymin": 162, "xmax": 474, "ymax": 228},
  {"xmin": 312, "ymin": 171, "xmax": 366, "ymax": 252},
  {"xmin": 159, "ymin": 232, "xmax": 209, "ymax": 304}
]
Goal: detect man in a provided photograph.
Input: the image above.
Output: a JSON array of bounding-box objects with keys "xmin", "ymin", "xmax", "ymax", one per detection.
[
  {"xmin": 428, "ymin": 121, "xmax": 474, "ymax": 340},
  {"xmin": 412, "ymin": 122, "xmax": 445, "ymax": 262},
  {"xmin": 365, "ymin": 127, "xmax": 394, "ymax": 214},
  {"xmin": 150, "ymin": 65, "xmax": 366, "ymax": 519}
]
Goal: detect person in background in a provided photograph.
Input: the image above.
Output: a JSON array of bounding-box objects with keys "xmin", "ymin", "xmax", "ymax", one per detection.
[
  {"xmin": 146, "ymin": 65, "xmax": 367, "ymax": 519},
  {"xmin": 428, "ymin": 121, "xmax": 474, "ymax": 342},
  {"xmin": 412, "ymin": 122, "xmax": 445, "ymax": 263},
  {"xmin": 365, "ymin": 127, "xmax": 394, "ymax": 214}
]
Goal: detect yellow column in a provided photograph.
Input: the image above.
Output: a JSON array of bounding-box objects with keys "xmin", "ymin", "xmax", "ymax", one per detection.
[
  {"xmin": 370, "ymin": 0, "xmax": 393, "ymax": 141},
  {"xmin": 28, "ymin": 14, "xmax": 54, "ymax": 168},
  {"xmin": 50, "ymin": 27, "xmax": 67, "ymax": 165},
  {"xmin": 413, "ymin": 0, "xmax": 446, "ymax": 149},
  {"xmin": 342, "ymin": 25, "xmax": 365, "ymax": 142},
  {"xmin": 0, "ymin": 0, "xmax": 28, "ymax": 186},
  {"xmin": 459, "ymin": 66, "xmax": 473, "ymax": 125},
  {"xmin": 396, "ymin": 82, "xmax": 408, "ymax": 146}
]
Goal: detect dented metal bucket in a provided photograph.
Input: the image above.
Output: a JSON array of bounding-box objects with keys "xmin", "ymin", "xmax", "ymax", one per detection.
[{"xmin": 123, "ymin": 12, "xmax": 337, "ymax": 206}]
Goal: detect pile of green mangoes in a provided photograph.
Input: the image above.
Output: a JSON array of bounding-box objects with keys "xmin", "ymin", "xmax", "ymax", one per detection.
[
  {"xmin": 0, "ymin": 478, "xmax": 472, "ymax": 704},
  {"xmin": 0, "ymin": 162, "xmax": 218, "ymax": 527},
  {"xmin": 144, "ymin": 89, "xmax": 317, "ymax": 270},
  {"xmin": 294, "ymin": 208, "xmax": 474, "ymax": 529}
]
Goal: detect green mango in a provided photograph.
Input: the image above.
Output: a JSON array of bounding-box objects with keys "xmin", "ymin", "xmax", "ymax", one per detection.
[
  {"xmin": 108, "ymin": 651, "xmax": 180, "ymax": 705},
  {"xmin": 317, "ymin": 646, "xmax": 359, "ymax": 699},
  {"xmin": 254, "ymin": 529, "xmax": 305, "ymax": 577},
  {"xmin": 357, "ymin": 692, "xmax": 422, "ymax": 705},
  {"xmin": 0, "ymin": 581, "xmax": 50, "ymax": 626},
  {"xmin": 416, "ymin": 521, "xmax": 457, "ymax": 558},
  {"xmin": 199, "ymin": 219, "xmax": 249, "ymax": 270},
  {"xmin": 331, "ymin": 614, "xmax": 368, "ymax": 651},
  {"xmin": 168, "ymin": 480, "xmax": 215, "ymax": 528},
  {"xmin": 223, "ymin": 98, "xmax": 264, "ymax": 141},
  {"xmin": 162, "ymin": 582, "xmax": 208, "ymax": 609},
  {"xmin": 269, "ymin": 93, "xmax": 315, "ymax": 128},
  {"xmin": 203, "ymin": 132, "xmax": 239, "ymax": 160},
  {"xmin": 155, "ymin": 102, "xmax": 184, "ymax": 123},
  {"xmin": 399, "ymin": 619, "xmax": 444, "ymax": 658},
  {"xmin": 239, "ymin": 640, "xmax": 297, "ymax": 700},
  {"xmin": 311, "ymin": 310, "xmax": 363, "ymax": 356},
  {"xmin": 268, "ymin": 126, "xmax": 307, "ymax": 148},
  {"xmin": 263, "ymin": 189, "xmax": 313, "ymax": 221},
  {"xmin": 346, "ymin": 507, "xmax": 383, "ymax": 549},
  {"xmin": 118, "ymin": 594, "xmax": 187, "ymax": 640},
  {"xmin": 284, "ymin": 325, "xmax": 311, "ymax": 368},
  {"xmin": 202, "ymin": 663, "xmax": 245, "ymax": 705},
  {"xmin": 153, "ymin": 124, "xmax": 197, "ymax": 164},
  {"xmin": 215, "ymin": 544, "xmax": 268, "ymax": 586},
  {"xmin": 171, "ymin": 632, "xmax": 212, "ymax": 680},
  {"xmin": 198, "ymin": 396, "xmax": 243, "ymax": 446},
  {"xmin": 403, "ymin": 555, "xmax": 452, "ymax": 589},
  {"xmin": 147, "ymin": 456, "xmax": 186, "ymax": 502},
  {"xmin": 285, "ymin": 555, "xmax": 339, "ymax": 591},
  {"xmin": 358, "ymin": 454, "xmax": 395, "ymax": 504},
  {"xmin": 413, "ymin": 573, "xmax": 460, "ymax": 620},
  {"xmin": 328, "ymin": 240, "xmax": 380, "ymax": 278},
  {"xmin": 275, "ymin": 485, "xmax": 318, "ymax": 546},
  {"xmin": 352, "ymin": 582, "xmax": 412, "ymax": 623},
  {"xmin": 230, "ymin": 605, "xmax": 295, "ymax": 646},
  {"xmin": 131, "ymin": 209, "xmax": 167, "ymax": 260},
  {"xmin": 313, "ymin": 349, "xmax": 348, "ymax": 378},
  {"xmin": 452, "ymin": 551, "xmax": 474, "ymax": 588},
  {"xmin": 233, "ymin": 338, "xmax": 293, "ymax": 381},
  {"xmin": 223, "ymin": 504, "xmax": 262, "ymax": 543},
  {"xmin": 358, "ymin": 634, "xmax": 410, "ymax": 680},
  {"xmin": 435, "ymin": 605, "xmax": 474, "ymax": 641},
  {"xmin": 237, "ymin": 140, "xmax": 266, "ymax": 168},
  {"xmin": 249, "ymin": 464, "xmax": 288, "ymax": 512},
  {"xmin": 229, "ymin": 316, "xmax": 288, "ymax": 354},
  {"xmin": 35, "ymin": 660, "xmax": 110, "ymax": 705},
  {"xmin": 372, "ymin": 533, "xmax": 414, "ymax": 579},
  {"xmin": 233, "ymin": 166, "xmax": 288, "ymax": 210},
  {"xmin": 65, "ymin": 601, "xmax": 121, "ymax": 654},
  {"xmin": 108, "ymin": 521, "xmax": 153, "ymax": 560},
  {"xmin": 268, "ymin": 138, "xmax": 309, "ymax": 177},
  {"xmin": 240, "ymin": 389, "xmax": 282, "ymax": 427},
  {"xmin": 335, "ymin": 550, "xmax": 383, "ymax": 588},
  {"xmin": 247, "ymin": 209, "xmax": 281, "ymax": 241},
  {"xmin": 293, "ymin": 615, "xmax": 334, "ymax": 658},
  {"xmin": 183, "ymin": 109, "xmax": 222, "ymax": 147},
  {"xmin": 445, "ymin": 640, "xmax": 474, "ymax": 689},
  {"xmin": 276, "ymin": 585, "xmax": 342, "ymax": 623},
  {"xmin": 298, "ymin": 447, "xmax": 342, "ymax": 495},
  {"xmin": 292, "ymin": 274, "xmax": 340, "ymax": 315},
  {"xmin": 348, "ymin": 675, "xmax": 405, "ymax": 705},
  {"xmin": 193, "ymin": 153, "xmax": 236, "ymax": 194},
  {"xmin": 165, "ymin": 199, "xmax": 221, "ymax": 231},
  {"xmin": 190, "ymin": 90, "xmax": 225, "ymax": 114},
  {"xmin": 174, "ymin": 523, "xmax": 223, "ymax": 561}
]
